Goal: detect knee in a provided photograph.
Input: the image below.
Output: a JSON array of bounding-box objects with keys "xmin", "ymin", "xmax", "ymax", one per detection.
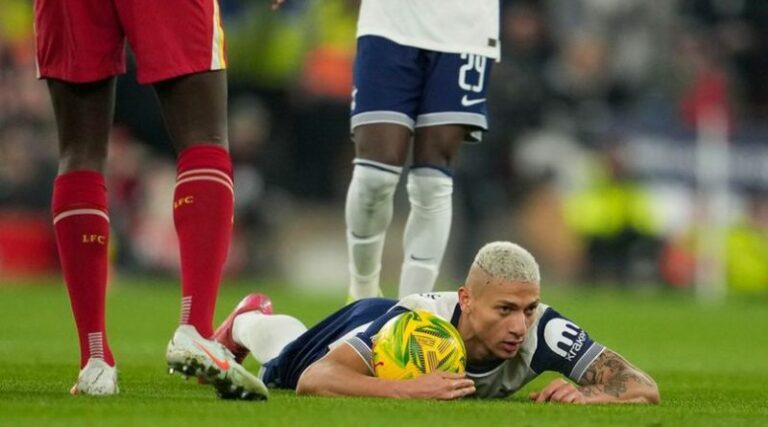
[
  {"xmin": 406, "ymin": 167, "xmax": 453, "ymax": 209},
  {"xmin": 347, "ymin": 160, "xmax": 402, "ymax": 235},
  {"xmin": 351, "ymin": 160, "xmax": 402, "ymax": 203}
]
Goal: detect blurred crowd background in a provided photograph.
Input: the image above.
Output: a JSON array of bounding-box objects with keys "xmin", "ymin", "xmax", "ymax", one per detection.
[{"xmin": 1, "ymin": 0, "xmax": 768, "ymax": 294}]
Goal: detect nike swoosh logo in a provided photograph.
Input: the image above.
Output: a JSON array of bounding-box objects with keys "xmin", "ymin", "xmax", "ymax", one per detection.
[
  {"xmin": 194, "ymin": 341, "xmax": 230, "ymax": 371},
  {"xmin": 410, "ymin": 255, "xmax": 433, "ymax": 262},
  {"xmin": 461, "ymin": 95, "xmax": 486, "ymax": 107}
]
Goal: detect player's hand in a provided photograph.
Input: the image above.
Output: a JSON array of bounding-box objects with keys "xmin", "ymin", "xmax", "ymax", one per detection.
[
  {"xmin": 271, "ymin": 0, "xmax": 286, "ymax": 10},
  {"xmin": 398, "ymin": 372, "xmax": 475, "ymax": 400},
  {"xmin": 529, "ymin": 378, "xmax": 587, "ymax": 404}
]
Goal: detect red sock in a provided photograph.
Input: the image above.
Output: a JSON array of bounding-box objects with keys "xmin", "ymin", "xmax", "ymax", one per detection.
[
  {"xmin": 174, "ymin": 145, "xmax": 234, "ymax": 338},
  {"xmin": 52, "ymin": 171, "xmax": 115, "ymax": 368}
]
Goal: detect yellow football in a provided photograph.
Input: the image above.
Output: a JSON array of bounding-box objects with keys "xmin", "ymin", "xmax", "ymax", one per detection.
[{"xmin": 371, "ymin": 310, "xmax": 466, "ymax": 380}]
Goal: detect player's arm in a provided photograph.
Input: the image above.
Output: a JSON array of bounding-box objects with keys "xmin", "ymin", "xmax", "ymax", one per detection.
[
  {"xmin": 296, "ymin": 343, "xmax": 475, "ymax": 400},
  {"xmin": 527, "ymin": 307, "xmax": 659, "ymax": 404},
  {"xmin": 531, "ymin": 349, "xmax": 660, "ymax": 404},
  {"xmin": 576, "ymin": 349, "xmax": 659, "ymax": 404}
]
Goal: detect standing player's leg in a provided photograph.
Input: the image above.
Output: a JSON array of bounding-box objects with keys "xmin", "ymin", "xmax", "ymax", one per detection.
[
  {"xmin": 398, "ymin": 51, "xmax": 492, "ymax": 297},
  {"xmin": 48, "ymin": 79, "xmax": 119, "ymax": 395},
  {"xmin": 346, "ymin": 35, "xmax": 422, "ymax": 300},
  {"xmin": 154, "ymin": 70, "xmax": 231, "ymax": 340},
  {"xmin": 346, "ymin": 124, "xmax": 410, "ymax": 300},
  {"xmin": 113, "ymin": 0, "xmax": 267, "ymax": 398},
  {"xmin": 36, "ymin": 0, "xmax": 127, "ymax": 395},
  {"xmin": 153, "ymin": 72, "xmax": 271, "ymax": 400},
  {"xmin": 117, "ymin": 0, "xmax": 230, "ymax": 342},
  {"xmin": 399, "ymin": 126, "xmax": 463, "ymax": 297}
]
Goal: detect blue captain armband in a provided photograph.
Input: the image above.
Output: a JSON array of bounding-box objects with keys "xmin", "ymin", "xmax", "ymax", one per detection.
[{"xmin": 530, "ymin": 308, "xmax": 605, "ymax": 382}]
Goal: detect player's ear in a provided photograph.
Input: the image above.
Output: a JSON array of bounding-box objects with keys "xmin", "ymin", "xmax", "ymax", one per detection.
[{"xmin": 458, "ymin": 286, "xmax": 472, "ymax": 312}]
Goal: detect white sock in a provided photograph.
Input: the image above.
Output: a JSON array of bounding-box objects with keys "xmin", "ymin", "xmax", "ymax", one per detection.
[
  {"xmin": 399, "ymin": 167, "xmax": 453, "ymax": 298},
  {"xmin": 345, "ymin": 159, "xmax": 402, "ymax": 299},
  {"xmin": 232, "ymin": 312, "xmax": 307, "ymax": 364}
]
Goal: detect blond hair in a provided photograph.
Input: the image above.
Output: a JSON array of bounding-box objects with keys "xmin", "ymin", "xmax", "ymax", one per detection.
[{"xmin": 473, "ymin": 241, "xmax": 540, "ymax": 284}]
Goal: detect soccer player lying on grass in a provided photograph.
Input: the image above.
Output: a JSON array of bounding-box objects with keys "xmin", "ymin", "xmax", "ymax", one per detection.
[{"xmin": 213, "ymin": 242, "xmax": 660, "ymax": 403}]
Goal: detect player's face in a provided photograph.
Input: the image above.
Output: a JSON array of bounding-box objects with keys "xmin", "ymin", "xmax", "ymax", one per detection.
[{"xmin": 459, "ymin": 280, "xmax": 540, "ymax": 361}]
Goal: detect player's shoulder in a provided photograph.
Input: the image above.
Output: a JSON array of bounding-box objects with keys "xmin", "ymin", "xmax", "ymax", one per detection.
[
  {"xmin": 526, "ymin": 303, "xmax": 587, "ymax": 354},
  {"xmin": 522, "ymin": 302, "xmax": 605, "ymax": 380},
  {"xmin": 535, "ymin": 304, "xmax": 585, "ymax": 345},
  {"xmin": 396, "ymin": 292, "xmax": 459, "ymax": 321}
]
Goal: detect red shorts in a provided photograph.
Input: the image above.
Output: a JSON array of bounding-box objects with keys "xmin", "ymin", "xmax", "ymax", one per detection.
[{"xmin": 34, "ymin": 0, "xmax": 227, "ymax": 84}]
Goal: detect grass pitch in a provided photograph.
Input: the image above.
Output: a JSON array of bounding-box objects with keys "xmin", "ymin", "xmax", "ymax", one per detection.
[{"xmin": 1, "ymin": 279, "xmax": 766, "ymax": 426}]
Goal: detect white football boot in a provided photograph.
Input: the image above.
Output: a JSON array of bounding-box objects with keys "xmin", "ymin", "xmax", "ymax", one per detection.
[
  {"xmin": 166, "ymin": 325, "xmax": 269, "ymax": 400},
  {"xmin": 70, "ymin": 358, "xmax": 118, "ymax": 396}
]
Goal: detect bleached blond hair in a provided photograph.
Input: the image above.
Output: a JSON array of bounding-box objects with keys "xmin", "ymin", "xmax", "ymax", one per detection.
[{"xmin": 473, "ymin": 241, "xmax": 540, "ymax": 284}]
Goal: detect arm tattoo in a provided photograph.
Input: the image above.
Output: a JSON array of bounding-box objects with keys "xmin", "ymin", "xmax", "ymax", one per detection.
[{"xmin": 578, "ymin": 350, "xmax": 655, "ymax": 399}]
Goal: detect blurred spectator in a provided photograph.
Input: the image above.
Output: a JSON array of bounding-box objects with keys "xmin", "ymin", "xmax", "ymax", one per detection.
[
  {"xmin": 675, "ymin": 31, "xmax": 732, "ymax": 132},
  {"xmin": 725, "ymin": 191, "xmax": 768, "ymax": 292},
  {"xmin": 105, "ymin": 128, "xmax": 151, "ymax": 270},
  {"xmin": 290, "ymin": 0, "xmax": 358, "ymax": 199},
  {"xmin": 661, "ymin": 190, "xmax": 768, "ymax": 293},
  {"xmin": 562, "ymin": 144, "xmax": 662, "ymax": 284},
  {"xmin": 0, "ymin": 124, "xmax": 55, "ymax": 208},
  {"xmin": 680, "ymin": 0, "xmax": 768, "ymax": 122},
  {"xmin": 228, "ymin": 95, "xmax": 286, "ymax": 275},
  {"xmin": 511, "ymin": 129, "xmax": 590, "ymax": 282},
  {"xmin": 453, "ymin": 1, "xmax": 554, "ymax": 275},
  {"xmin": 0, "ymin": 1, "xmax": 60, "ymax": 278}
]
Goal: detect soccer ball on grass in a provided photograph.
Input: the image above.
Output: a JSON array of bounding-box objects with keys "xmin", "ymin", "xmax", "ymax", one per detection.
[{"xmin": 371, "ymin": 310, "xmax": 466, "ymax": 380}]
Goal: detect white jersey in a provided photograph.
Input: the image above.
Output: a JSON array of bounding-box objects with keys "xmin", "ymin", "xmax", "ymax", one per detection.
[
  {"xmin": 345, "ymin": 292, "xmax": 605, "ymax": 398},
  {"xmin": 357, "ymin": 0, "xmax": 501, "ymax": 60}
]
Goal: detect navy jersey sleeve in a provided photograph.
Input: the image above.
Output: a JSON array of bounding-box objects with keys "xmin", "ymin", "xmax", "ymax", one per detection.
[
  {"xmin": 529, "ymin": 307, "xmax": 605, "ymax": 382},
  {"xmin": 345, "ymin": 306, "xmax": 410, "ymax": 372}
]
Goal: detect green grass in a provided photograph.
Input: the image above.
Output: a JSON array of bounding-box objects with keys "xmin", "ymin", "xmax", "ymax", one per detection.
[{"xmin": 1, "ymin": 279, "xmax": 767, "ymax": 426}]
